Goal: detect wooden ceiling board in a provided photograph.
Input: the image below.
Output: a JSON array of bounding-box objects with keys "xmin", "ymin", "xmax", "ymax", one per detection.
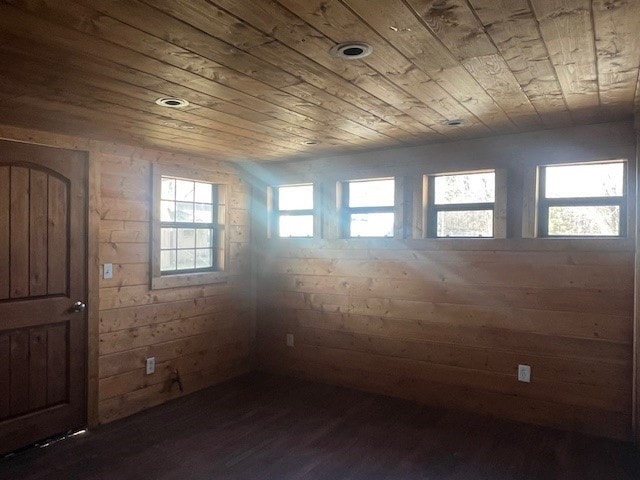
[
  {"xmin": 274, "ymin": 0, "xmax": 493, "ymax": 137},
  {"xmin": 468, "ymin": 0, "xmax": 572, "ymax": 128},
  {"xmin": 529, "ymin": 0, "xmax": 600, "ymax": 121},
  {"xmin": 405, "ymin": 0, "xmax": 546, "ymax": 130},
  {"xmin": 0, "ymin": 0, "xmax": 635, "ymax": 161},
  {"xmin": 76, "ymin": 0, "xmax": 403, "ymax": 145},
  {"xmin": 0, "ymin": 57, "xmax": 298, "ymax": 160},
  {"xmin": 199, "ymin": 0, "xmax": 462, "ymax": 138},
  {"xmin": 33, "ymin": 0, "xmax": 387, "ymax": 146},
  {"xmin": 106, "ymin": 0, "xmax": 436, "ymax": 141},
  {"xmin": 592, "ymin": 0, "xmax": 640, "ymax": 112}
]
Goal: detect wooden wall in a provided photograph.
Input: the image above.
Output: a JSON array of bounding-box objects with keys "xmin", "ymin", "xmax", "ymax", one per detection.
[
  {"xmin": 96, "ymin": 147, "xmax": 254, "ymax": 423},
  {"xmin": 0, "ymin": 124, "xmax": 256, "ymax": 425},
  {"xmin": 251, "ymin": 121, "xmax": 638, "ymax": 440}
]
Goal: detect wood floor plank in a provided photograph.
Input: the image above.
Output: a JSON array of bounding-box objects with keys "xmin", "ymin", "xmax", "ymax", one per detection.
[{"xmin": 1, "ymin": 373, "xmax": 639, "ymax": 479}]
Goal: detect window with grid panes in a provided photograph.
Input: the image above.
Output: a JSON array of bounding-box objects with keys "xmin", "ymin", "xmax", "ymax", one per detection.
[{"xmin": 159, "ymin": 176, "xmax": 218, "ymax": 274}]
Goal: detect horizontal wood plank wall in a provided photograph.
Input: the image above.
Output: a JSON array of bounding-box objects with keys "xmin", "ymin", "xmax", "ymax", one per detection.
[
  {"xmin": 97, "ymin": 149, "xmax": 254, "ymax": 423},
  {"xmin": 251, "ymin": 122, "xmax": 638, "ymax": 440},
  {"xmin": 0, "ymin": 124, "xmax": 255, "ymax": 426}
]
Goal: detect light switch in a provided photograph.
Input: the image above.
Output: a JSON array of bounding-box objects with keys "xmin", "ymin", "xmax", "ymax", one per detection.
[
  {"xmin": 146, "ymin": 357, "xmax": 155, "ymax": 375},
  {"xmin": 103, "ymin": 263, "xmax": 113, "ymax": 279}
]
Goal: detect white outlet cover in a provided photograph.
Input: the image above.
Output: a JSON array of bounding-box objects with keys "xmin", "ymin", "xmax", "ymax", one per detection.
[
  {"xmin": 286, "ymin": 334, "xmax": 294, "ymax": 347},
  {"xmin": 103, "ymin": 263, "xmax": 113, "ymax": 279},
  {"xmin": 146, "ymin": 357, "xmax": 155, "ymax": 375},
  {"xmin": 518, "ymin": 364, "xmax": 531, "ymax": 383}
]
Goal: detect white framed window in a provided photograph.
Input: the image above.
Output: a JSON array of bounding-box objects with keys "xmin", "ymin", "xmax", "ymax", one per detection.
[
  {"xmin": 271, "ymin": 184, "xmax": 314, "ymax": 238},
  {"xmin": 538, "ymin": 160, "xmax": 626, "ymax": 237},
  {"xmin": 342, "ymin": 178, "xmax": 395, "ymax": 238},
  {"xmin": 427, "ymin": 171, "xmax": 496, "ymax": 238},
  {"xmin": 151, "ymin": 165, "xmax": 227, "ymax": 289}
]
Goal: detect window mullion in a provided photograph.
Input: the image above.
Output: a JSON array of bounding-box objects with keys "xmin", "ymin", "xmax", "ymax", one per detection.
[{"xmin": 433, "ymin": 202, "xmax": 494, "ymax": 212}]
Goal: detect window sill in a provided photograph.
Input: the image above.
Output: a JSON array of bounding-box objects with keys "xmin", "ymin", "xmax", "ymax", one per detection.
[{"xmin": 151, "ymin": 270, "xmax": 227, "ymax": 290}]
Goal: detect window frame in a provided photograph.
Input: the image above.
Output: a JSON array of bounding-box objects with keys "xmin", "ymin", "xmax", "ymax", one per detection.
[
  {"xmin": 426, "ymin": 170, "xmax": 497, "ymax": 238},
  {"xmin": 270, "ymin": 183, "xmax": 316, "ymax": 238},
  {"xmin": 341, "ymin": 177, "xmax": 396, "ymax": 238},
  {"xmin": 537, "ymin": 160, "xmax": 627, "ymax": 238},
  {"xmin": 151, "ymin": 165, "xmax": 228, "ymax": 290}
]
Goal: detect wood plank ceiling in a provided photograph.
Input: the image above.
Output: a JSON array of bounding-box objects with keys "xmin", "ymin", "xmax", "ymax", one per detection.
[{"xmin": 0, "ymin": 0, "xmax": 638, "ymax": 161}]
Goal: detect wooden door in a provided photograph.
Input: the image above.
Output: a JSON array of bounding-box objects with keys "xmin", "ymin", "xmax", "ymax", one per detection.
[{"xmin": 0, "ymin": 140, "xmax": 87, "ymax": 454}]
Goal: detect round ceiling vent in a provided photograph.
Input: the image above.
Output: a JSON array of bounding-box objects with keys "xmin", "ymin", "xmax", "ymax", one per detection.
[
  {"xmin": 303, "ymin": 140, "xmax": 319, "ymax": 145},
  {"xmin": 155, "ymin": 97, "xmax": 190, "ymax": 108},
  {"xmin": 443, "ymin": 119, "xmax": 463, "ymax": 127},
  {"xmin": 329, "ymin": 42, "xmax": 373, "ymax": 60}
]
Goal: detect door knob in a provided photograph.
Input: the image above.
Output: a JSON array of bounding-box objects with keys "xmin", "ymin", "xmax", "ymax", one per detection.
[{"xmin": 72, "ymin": 301, "xmax": 86, "ymax": 312}]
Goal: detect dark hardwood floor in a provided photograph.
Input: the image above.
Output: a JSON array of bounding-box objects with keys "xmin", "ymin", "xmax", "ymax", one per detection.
[{"xmin": 1, "ymin": 372, "xmax": 639, "ymax": 480}]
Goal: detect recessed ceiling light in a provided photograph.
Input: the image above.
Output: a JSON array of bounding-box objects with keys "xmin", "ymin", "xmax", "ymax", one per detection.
[
  {"xmin": 329, "ymin": 42, "xmax": 373, "ymax": 60},
  {"xmin": 444, "ymin": 119, "xmax": 463, "ymax": 127},
  {"xmin": 303, "ymin": 140, "xmax": 319, "ymax": 145},
  {"xmin": 155, "ymin": 97, "xmax": 189, "ymax": 108}
]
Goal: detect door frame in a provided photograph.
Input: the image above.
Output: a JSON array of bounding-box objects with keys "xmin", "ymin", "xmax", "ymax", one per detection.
[
  {"xmin": 635, "ymin": 130, "xmax": 640, "ymax": 447},
  {"xmin": 0, "ymin": 127, "xmax": 101, "ymax": 430},
  {"xmin": 86, "ymin": 150, "xmax": 100, "ymax": 428}
]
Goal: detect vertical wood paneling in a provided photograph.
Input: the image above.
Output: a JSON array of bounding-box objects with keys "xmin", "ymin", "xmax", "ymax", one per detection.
[
  {"xmin": 10, "ymin": 330, "xmax": 30, "ymax": 416},
  {"xmin": 0, "ymin": 335, "xmax": 10, "ymax": 418},
  {"xmin": 10, "ymin": 167, "xmax": 30, "ymax": 298},
  {"xmin": 47, "ymin": 324, "xmax": 68, "ymax": 405},
  {"xmin": 29, "ymin": 328, "xmax": 48, "ymax": 410},
  {"xmin": 47, "ymin": 176, "xmax": 67, "ymax": 295},
  {"xmin": 29, "ymin": 170, "xmax": 48, "ymax": 296},
  {"xmin": 0, "ymin": 166, "xmax": 9, "ymax": 299}
]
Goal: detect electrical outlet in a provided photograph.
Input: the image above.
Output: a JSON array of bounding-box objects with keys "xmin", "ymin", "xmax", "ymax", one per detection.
[
  {"xmin": 518, "ymin": 364, "xmax": 531, "ymax": 383},
  {"xmin": 146, "ymin": 357, "xmax": 155, "ymax": 375},
  {"xmin": 286, "ymin": 334, "xmax": 294, "ymax": 347},
  {"xmin": 103, "ymin": 263, "xmax": 113, "ymax": 279}
]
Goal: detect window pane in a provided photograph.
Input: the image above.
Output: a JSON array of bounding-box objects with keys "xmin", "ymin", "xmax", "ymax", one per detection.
[
  {"xmin": 194, "ymin": 182, "xmax": 212, "ymax": 203},
  {"xmin": 176, "ymin": 180, "xmax": 195, "ymax": 202},
  {"xmin": 196, "ymin": 249, "xmax": 212, "ymax": 268},
  {"xmin": 437, "ymin": 210, "xmax": 493, "ymax": 237},
  {"xmin": 548, "ymin": 206, "xmax": 620, "ymax": 236},
  {"xmin": 278, "ymin": 184, "xmax": 313, "ymax": 211},
  {"xmin": 194, "ymin": 203, "xmax": 213, "ymax": 223},
  {"xmin": 278, "ymin": 215, "xmax": 313, "ymax": 237},
  {"xmin": 177, "ymin": 228, "xmax": 196, "ymax": 249},
  {"xmin": 161, "ymin": 201, "xmax": 175, "ymax": 221},
  {"xmin": 545, "ymin": 162, "xmax": 624, "ymax": 198},
  {"xmin": 350, "ymin": 212, "xmax": 394, "ymax": 237},
  {"xmin": 176, "ymin": 201, "xmax": 194, "ymax": 222},
  {"xmin": 434, "ymin": 172, "xmax": 495, "ymax": 204},
  {"xmin": 160, "ymin": 250, "xmax": 176, "ymax": 271},
  {"xmin": 196, "ymin": 228, "xmax": 212, "ymax": 248},
  {"xmin": 160, "ymin": 228, "xmax": 177, "ymax": 249},
  {"xmin": 177, "ymin": 250, "xmax": 195, "ymax": 270},
  {"xmin": 161, "ymin": 178, "xmax": 175, "ymax": 200},
  {"xmin": 349, "ymin": 179, "xmax": 394, "ymax": 208}
]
